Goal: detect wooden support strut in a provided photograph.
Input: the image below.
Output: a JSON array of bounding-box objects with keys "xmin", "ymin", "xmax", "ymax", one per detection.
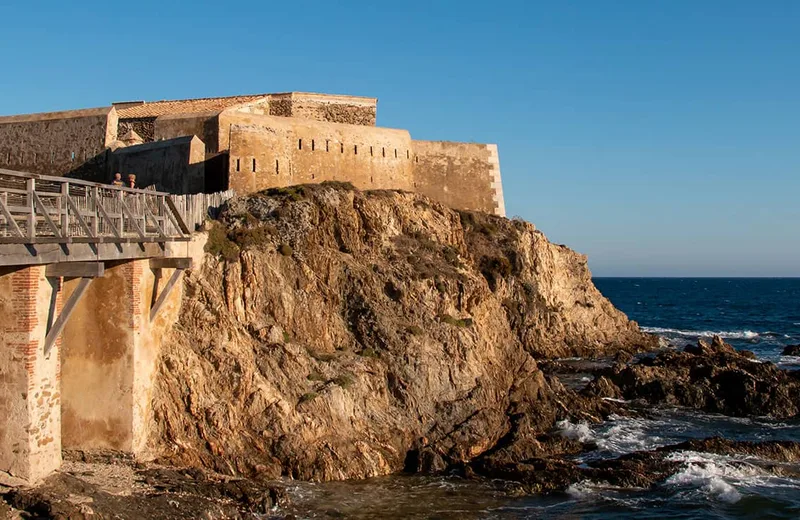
[
  {"xmin": 149, "ymin": 268, "xmax": 184, "ymax": 322},
  {"xmin": 43, "ymin": 262, "xmax": 105, "ymax": 355}
]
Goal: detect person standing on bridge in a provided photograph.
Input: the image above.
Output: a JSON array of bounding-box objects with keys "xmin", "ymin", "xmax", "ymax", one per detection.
[
  {"xmin": 127, "ymin": 174, "xmax": 136, "ymax": 189},
  {"xmin": 112, "ymin": 172, "xmax": 124, "ymax": 187}
]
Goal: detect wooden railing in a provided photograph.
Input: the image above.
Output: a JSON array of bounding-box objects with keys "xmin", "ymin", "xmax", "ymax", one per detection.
[{"xmin": 0, "ymin": 169, "xmax": 194, "ymax": 244}]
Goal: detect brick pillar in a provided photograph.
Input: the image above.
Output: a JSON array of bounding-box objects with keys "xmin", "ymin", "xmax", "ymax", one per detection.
[{"xmin": 0, "ymin": 266, "xmax": 62, "ymax": 484}]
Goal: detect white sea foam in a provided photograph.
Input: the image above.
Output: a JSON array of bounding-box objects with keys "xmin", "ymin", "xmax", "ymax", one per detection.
[
  {"xmin": 642, "ymin": 327, "xmax": 759, "ymax": 340},
  {"xmin": 556, "ymin": 419, "xmax": 595, "ymax": 443},
  {"xmin": 565, "ymin": 480, "xmax": 600, "ymax": 498},
  {"xmin": 665, "ymin": 451, "xmax": 768, "ymax": 504}
]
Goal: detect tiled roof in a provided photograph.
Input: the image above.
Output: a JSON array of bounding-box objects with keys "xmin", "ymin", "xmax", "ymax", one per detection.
[{"xmin": 114, "ymin": 95, "xmax": 269, "ymax": 119}]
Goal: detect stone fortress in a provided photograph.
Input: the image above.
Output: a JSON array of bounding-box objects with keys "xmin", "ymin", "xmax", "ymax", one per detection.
[{"xmin": 0, "ymin": 92, "xmax": 505, "ymax": 216}]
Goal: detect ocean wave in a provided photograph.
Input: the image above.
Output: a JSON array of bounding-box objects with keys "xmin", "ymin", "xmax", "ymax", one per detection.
[
  {"xmin": 642, "ymin": 327, "xmax": 759, "ymax": 340},
  {"xmin": 556, "ymin": 419, "xmax": 595, "ymax": 443},
  {"xmin": 665, "ymin": 451, "xmax": 768, "ymax": 504}
]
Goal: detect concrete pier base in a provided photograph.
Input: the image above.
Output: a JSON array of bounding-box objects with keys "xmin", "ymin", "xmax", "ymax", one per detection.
[{"xmin": 0, "ymin": 266, "xmax": 62, "ymax": 485}]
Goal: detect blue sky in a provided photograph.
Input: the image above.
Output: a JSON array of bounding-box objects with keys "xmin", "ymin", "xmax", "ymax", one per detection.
[{"xmin": 1, "ymin": 0, "xmax": 798, "ymax": 276}]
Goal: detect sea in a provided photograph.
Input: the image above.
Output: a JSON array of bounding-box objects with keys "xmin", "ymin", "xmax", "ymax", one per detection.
[{"xmin": 281, "ymin": 278, "xmax": 800, "ymax": 519}]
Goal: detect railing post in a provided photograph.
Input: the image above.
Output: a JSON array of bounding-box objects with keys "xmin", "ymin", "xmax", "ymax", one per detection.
[
  {"xmin": 27, "ymin": 178, "xmax": 35, "ymax": 241},
  {"xmin": 61, "ymin": 182, "xmax": 69, "ymax": 238},
  {"xmin": 0, "ymin": 191, "xmax": 6, "ymax": 237},
  {"xmin": 91, "ymin": 186, "xmax": 100, "ymax": 237},
  {"xmin": 117, "ymin": 191, "xmax": 124, "ymax": 236}
]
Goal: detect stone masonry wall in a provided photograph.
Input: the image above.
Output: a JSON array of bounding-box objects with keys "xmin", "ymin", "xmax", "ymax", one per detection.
[
  {"xmin": 412, "ymin": 140, "xmax": 505, "ymax": 216},
  {"xmin": 222, "ymin": 112, "xmax": 413, "ymax": 194},
  {"xmin": 0, "ymin": 107, "xmax": 117, "ymax": 177},
  {"xmin": 109, "ymin": 136, "xmax": 205, "ymax": 193}
]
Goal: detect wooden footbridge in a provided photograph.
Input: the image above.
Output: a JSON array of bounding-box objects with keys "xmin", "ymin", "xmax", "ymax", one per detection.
[{"xmin": 0, "ymin": 169, "xmax": 234, "ymax": 486}]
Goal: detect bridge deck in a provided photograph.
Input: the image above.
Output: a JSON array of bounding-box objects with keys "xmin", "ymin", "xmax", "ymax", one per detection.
[{"xmin": 0, "ymin": 169, "xmax": 230, "ymax": 267}]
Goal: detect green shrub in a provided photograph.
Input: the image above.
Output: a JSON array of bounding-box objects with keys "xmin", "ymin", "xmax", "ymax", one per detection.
[
  {"xmin": 265, "ymin": 186, "xmax": 306, "ymax": 201},
  {"xmin": 439, "ymin": 314, "xmax": 472, "ymax": 327},
  {"xmin": 229, "ymin": 224, "xmax": 278, "ymax": 248},
  {"xmin": 406, "ymin": 325, "xmax": 424, "ymax": 336},
  {"xmin": 333, "ymin": 374, "xmax": 355, "ymax": 389},
  {"xmin": 299, "ymin": 392, "xmax": 318, "ymax": 403},
  {"xmin": 283, "ymin": 331, "xmax": 292, "ymax": 343},
  {"xmin": 205, "ymin": 222, "xmax": 239, "ymax": 261},
  {"xmin": 279, "ymin": 243, "xmax": 293, "ymax": 256},
  {"xmin": 358, "ymin": 347, "xmax": 379, "ymax": 358},
  {"xmin": 307, "ymin": 372, "xmax": 326, "ymax": 382},
  {"xmin": 320, "ymin": 180, "xmax": 356, "ymax": 191}
]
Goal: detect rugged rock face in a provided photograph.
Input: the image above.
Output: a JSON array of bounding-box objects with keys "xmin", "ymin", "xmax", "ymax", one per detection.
[
  {"xmin": 149, "ymin": 183, "xmax": 654, "ymax": 481},
  {"xmin": 585, "ymin": 336, "xmax": 800, "ymax": 419}
]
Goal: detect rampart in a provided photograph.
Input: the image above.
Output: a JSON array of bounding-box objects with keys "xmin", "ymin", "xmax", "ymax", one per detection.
[
  {"xmin": 223, "ymin": 112, "xmax": 413, "ymax": 193},
  {"xmin": 412, "ymin": 140, "xmax": 505, "ymax": 216},
  {"xmin": 0, "ymin": 107, "xmax": 117, "ymax": 177}
]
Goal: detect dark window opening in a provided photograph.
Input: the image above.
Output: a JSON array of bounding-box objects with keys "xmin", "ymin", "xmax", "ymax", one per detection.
[
  {"xmin": 276, "ymin": 159, "xmax": 280, "ymax": 175},
  {"xmin": 415, "ymin": 156, "xmax": 419, "ymax": 163},
  {"xmin": 236, "ymin": 158, "xmax": 240, "ymax": 172},
  {"xmin": 394, "ymin": 149, "xmax": 398, "ymax": 158},
  {"xmin": 253, "ymin": 158, "xmax": 257, "ymax": 172},
  {"xmin": 341, "ymin": 143, "xmax": 344, "ymax": 153},
  {"xmin": 382, "ymin": 147, "xmax": 385, "ymax": 157},
  {"xmin": 354, "ymin": 145, "xmax": 358, "ymax": 155},
  {"xmin": 326, "ymin": 140, "xmax": 329, "ymax": 152},
  {"xmin": 370, "ymin": 146, "xmax": 373, "ymax": 156},
  {"xmin": 312, "ymin": 139, "xmax": 315, "ymax": 151},
  {"xmin": 299, "ymin": 139, "xmax": 303, "ymax": 150},
  {"xmin": 407, "ymin": 150, "xmax": 410, "ymax": 159},
  {"xmin": 312, "ymin": 173, "xmax": 315, "ymax": 179}
]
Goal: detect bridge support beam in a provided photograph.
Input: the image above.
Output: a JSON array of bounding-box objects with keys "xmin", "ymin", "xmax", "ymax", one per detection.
[
  {"xmin": 60, "ymin": 258, "xmax": 185, "ymax": 457},
  {"xmin": 0, "ymin": 266, "xmax": 62, "ymax": 485}
]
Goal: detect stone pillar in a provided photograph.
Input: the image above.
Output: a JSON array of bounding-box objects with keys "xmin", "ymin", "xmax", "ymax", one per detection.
[
  {"xmin": 60, "ymin": 258, "xmax": 182, "ymax": 457},
  {"xmin": 0, "ymin": 266, "xmax": 62, "ymax": 484}
]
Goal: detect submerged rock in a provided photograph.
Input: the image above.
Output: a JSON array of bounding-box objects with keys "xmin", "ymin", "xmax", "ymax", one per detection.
[
  {"xmin": 148, "ymin": 184, "xmax": 655, "ymax": 481},
  {"xmin": 783, "ymin": 344, "xmax": 800, "ymax": 356},
  {"xmin": 584, "ymin": 336, "xmax": 800, "ymax": 419}
]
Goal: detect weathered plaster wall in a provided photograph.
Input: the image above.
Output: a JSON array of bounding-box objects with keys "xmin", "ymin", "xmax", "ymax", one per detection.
[
  {"xmin": 0, "ymin": 266, "xmax": 62, "ymax": 484},
  {"xmin": 0, "ymin": 108, "xmax": 117, "ymax": 177},
  {"xmin": 222, "ymin": 112, "xmax": 414, "ymax": 194},
  {"xmin": 412, "ymin": 141, "xmax": 505, "ymax": 216},
  {"xmin": 60, "ymin": 259, "xmax": 183, "ymax": 456},
  {"xmin": 109, "ymin": 136, "xmax": 205, "ymax": 193}
]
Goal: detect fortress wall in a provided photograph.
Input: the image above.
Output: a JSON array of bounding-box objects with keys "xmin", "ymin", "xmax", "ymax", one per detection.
[
  {"xmin": 154, "ymin": 113, "xmax": 221, "ymax": 153},
  {"xmin": 109, "ymin": 136, "xmax": 205, "ymax": 193},
  {"xmin": 412, "ymin": 141, "xmax": 505, "ymax": 216},
  {"xmin": 0, "ymin": 107, "xmax": 117, "ymax": 176},
  {"xmin": 257, "ymin": 93, "xmax": 378, "ymax": 126},
  {"xmin": 222, "ymin": 112, "xmax": 414, "ymax": 194}
]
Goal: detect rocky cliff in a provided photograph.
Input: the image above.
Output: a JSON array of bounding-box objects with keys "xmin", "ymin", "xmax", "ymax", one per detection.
[{"xmin": 148, "ymin": 183, "xmax": 655, "ymax": 481}]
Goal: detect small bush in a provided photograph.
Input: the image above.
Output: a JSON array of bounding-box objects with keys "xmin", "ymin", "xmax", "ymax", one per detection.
[
  {"xmin": 299, "ymin": 392, "xmax": 318, "ymax": 403},
  {"xmin": 266, "ymin": 186, "xmax": 306, "ymax": 201},
  {"xmin": 283, "ymin": 331, "xmax": 292, "ymax": 343},
  {"xmin": 333, "ymin": 374, "xmax": 355, "ymax": 389},
  {"xmin": 439, "ymin": 314, "xmax": 472, "ymax": 328},
  {"xmin": 358, "ymin": 347, "xmax": 379, "ymax": 358},
  {"xmin": 406, "ymin": 325, "xmax": 424, "ymax": 336},
  {"xmin": 307, "ymin": 372, "xmax": 326, "ymax": 382},
  {"xmin": 229, "ymin": 224, "xmax": 278, "ymax": 248},
  {"xmin": 278, "ymin": 243, "xmax": 293, "ymax": 256},
  {"xmin": 320, "ymin": 180, "xmax": 356, "ymax": 191},
  {"xmin": 205, "ymin": 222, "xmax": 239, "ymax": 261}
]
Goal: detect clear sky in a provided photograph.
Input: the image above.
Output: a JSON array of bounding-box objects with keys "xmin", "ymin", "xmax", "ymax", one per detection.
[{"xmin": 1, "ymin": 1, "xmax": 798, "ymax": 277}]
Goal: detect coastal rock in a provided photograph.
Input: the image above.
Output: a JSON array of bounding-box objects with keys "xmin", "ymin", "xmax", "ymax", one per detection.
[
  {"xmin": 782, "ymin": 344, "xmax": 800, "ymax": 356},
  {"xmin": 584, "ymin": 336, "xmax": 800, "ymax": 419},
  {"xmin": 148, "ymin": 184, "xmax": 654, "ymax": 481}
]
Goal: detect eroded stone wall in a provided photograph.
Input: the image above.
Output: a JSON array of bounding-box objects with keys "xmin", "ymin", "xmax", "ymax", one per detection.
[
  {"xmin": 155, "ymin": 113, "xmax": 221, "ymax": 153},
  {"xmin": 222, "ymin": 112, "xmax": 414, "ymax": 194},
  {"xmin": 118, "ymin": 118, "xmax": 155, "ymax": 142},
  {"xmin": 412, "ymin": 141, "xmax": 505, "ymax": 216},
  {"xmin": 0, "ymin": 107, "xmax": 117, "ymax": 177}
]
